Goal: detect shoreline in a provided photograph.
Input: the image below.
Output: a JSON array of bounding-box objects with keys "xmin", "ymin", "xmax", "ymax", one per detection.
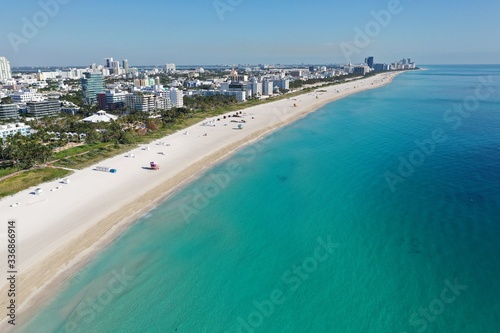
[{"xmin": 0, "ymin": 71, "xmax": 401, "ymax": 330}]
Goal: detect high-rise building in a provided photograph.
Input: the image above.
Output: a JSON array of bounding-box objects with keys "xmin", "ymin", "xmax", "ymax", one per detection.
[
  {"xmin": 222, "ymin": 90, "xmax": 246, "ymax": 102},
  {"xmin": 0, "ymin": 56, "xmax": 12, "ymax": 82},
  {"xmin": 271, "ymin": 79, "xmax": 289, "ymax": 91},
  {"xmin": 122, "ymin": 59, "xmax": 129, "ymax": 73},
  {"xmin": 373, "ymin": 63, "xmax": 390, "ymax": 71},
  {"xmin": 98, "ymin": 90, "xmax": 127, "ymax": 110},
  {"xmin": 81, "ymin": 72, "xmax": 104, "ymax": 105},
  {"xmin": 104, "ymin": 58, "xmax": 121, "ymax": 75},
  {"xmin": 365, "ymin": 56, "xmax": 374, "ymax": 69},
  {"xmin": 110, "ymin": 61, "xmax": 121, "ymax": 75},
  {"xmin": 251, "ymin": 81, "xmax": 263, "ymax": 96},
  {"xmin": 125, "ymin": 92, "xmax": 157, "ymax": 112},
  {"xmin": 0, "ymin": 104, "xmax": 19, "ymax": 120},
  {"xmin": 155, "ymin": 91, "xmax": 172, "ymax": 110},
  {"xmin": 354, "ymin": 65, "xmax": 370, "ymax": 76},
  {"xmin": 169, "ymin": 88, "xmax": 184, "ymax": 108},
  {"xmin": 262, "ymin": 80, "xmax": 274, "ymax": 96},
  {"xmin": 26, "ymin": 100, "xmax": 61, "ymax": 118},
  {"xmin": 105, "ymin": 57, "xmax": 113, "ymax": 68}
]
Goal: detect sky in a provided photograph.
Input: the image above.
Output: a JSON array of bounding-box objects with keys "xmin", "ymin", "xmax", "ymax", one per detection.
[{"xmin": 0, "ymin": 0, "xmax": 499, "ymax": 66}]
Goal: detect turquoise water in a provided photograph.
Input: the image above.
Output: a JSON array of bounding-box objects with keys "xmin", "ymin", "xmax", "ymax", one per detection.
[{"xmin": 18, "ymin": 66, "xmax": 500, "ymax": 332}]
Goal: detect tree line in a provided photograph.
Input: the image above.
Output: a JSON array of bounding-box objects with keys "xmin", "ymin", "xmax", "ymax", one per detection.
[
  {"xmin": 183, "ymin": 95, "xmax": 238, "ymax": 111},
  {"xmin": 1, "ymin": 134, "xmax": 52, "ymax": 170}
]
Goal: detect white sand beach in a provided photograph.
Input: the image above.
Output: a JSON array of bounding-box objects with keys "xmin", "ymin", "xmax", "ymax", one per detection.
[{"xmin": 0, "ymin": 72, "xmax": 400, "ymax": 329}]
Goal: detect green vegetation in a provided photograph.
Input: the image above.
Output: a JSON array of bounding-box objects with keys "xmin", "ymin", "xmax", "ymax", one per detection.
[
  {"xmin": 0, "ymin": 168, "xmax": 72, "ymax": 199},
  {"xmin": 63, "ymin": 78, "xmax": 82, "ymax": 86},
  {"xmin": 1, "ymin": 96, "xmax": 14, "ymax": 104},
  {"xmin": 52, "ymin": 142, "xmax": 110, "ymax": 160},
  {"xmin": 59, "ymin": 90, "xmax": 84, "ymax": 107},
  {"xmin": 184, "ymin": 95, "xmax": 238, "ymax": 111},
  {"xmin": 1, "ymin": 134, "xmax": 53, "ymax": 170},
  {"xmin": 39, "ymin": 85, "xmax": 59, "ymax": 92},
  {"xmin": 54, "ymin": 144, "xmax": 133, "ymax": 169},
  {"xmin": 0, "ymin": 167, "xmax": 17, "ymax": 178},
  {"xmin": 289, "ymin": 73, "xmax": 362, "ymax": 90}
]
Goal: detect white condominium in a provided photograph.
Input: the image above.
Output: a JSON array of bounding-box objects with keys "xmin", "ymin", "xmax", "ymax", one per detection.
[
  {"xmin": 11, "ymin": 89, "xmax": 43, "ymax": 103},
  {"xmin": 0, "ymin": 56, "xmax": 12, "ymax": 82},
  {"xmin": 169, "ymin": 88, "xmax": 183, "ymax": 108}
]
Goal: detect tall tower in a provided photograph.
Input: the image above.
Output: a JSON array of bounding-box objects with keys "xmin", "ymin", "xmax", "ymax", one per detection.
[
  {"xmin": 365, "ymin": 56, "xmax": 374, "ymax": 69},
  {"xmin": 122, "ymin": 59, "xmax": 129, "ymax": 73},
  {"xmin": 0, "ymin": 56, "xmax": 12, "ymax": 82},
  {"xmin": 81, "ymin": 72, "xmax": 105, "ymax": 105},
  {"xmin": 104, "ymin": 57, "xmax": 113, "ymax": 68}
]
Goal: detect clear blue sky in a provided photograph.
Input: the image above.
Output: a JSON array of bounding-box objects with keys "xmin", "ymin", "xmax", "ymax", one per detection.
[{"xmin": 1, "ymin": 0, "xmax": 499, "ymax": 66}]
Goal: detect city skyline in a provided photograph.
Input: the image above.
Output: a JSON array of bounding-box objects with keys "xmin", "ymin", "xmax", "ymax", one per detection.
[{"xmin": 0, "ymin": 0, "xmax": 499, "ymax": 66}]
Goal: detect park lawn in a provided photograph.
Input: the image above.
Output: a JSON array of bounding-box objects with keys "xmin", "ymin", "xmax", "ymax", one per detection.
[
  {"xmin": 0, "ymin": 167, "xmax": 72, "ymax": 199},
  {"xmin": 53, "ymin": 144, "xmax": 135, "ymax": 169},
  {"xmin": 52, "ymin": 142, "xmax": 111, "ymax": 160},
  {"xmin": 0, "ymin": 167, "xmax": 18, "ymax": 178}
]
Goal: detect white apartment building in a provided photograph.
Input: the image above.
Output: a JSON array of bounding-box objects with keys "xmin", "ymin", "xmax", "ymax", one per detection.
[
  {"xmin": 271, "ymin": 79, "xmax": 289, "ymax": 91},
  {"xmin": 169, "ymin": 88, "xmax": 184, "ymax": 108},
  {"xmin": 125, "ymin": 91, "xmax": 173, "ymax": 112},
  {"xmin": 154, "ymin": 96, "xmax": 171, "ymax": 111},
  {"xmin": 262, "ymin": 80, "xmax": 274, "ymax": 96},
  {"xmin": 125, "ymin": 92, "xmax": 156, "ymax": 112},
  {"xmin": 0, "ymin": 123, "xmax": 31, "ymax": 139},
  {"xmin": 225, "ymin": 90, "xmax": 246, "ymax": 102},
  {"xmin": 155, "ymin": 91, "xmax": 173, "ymax": 110},
  {"xmin": 11, "ymin": 89, "xmax": 44, "ymax": 103},
  {"xmin": 0, "ymin": 56, "xmax": 12, "ymax": 82},
  {"xmin": 105, "ymin": 90, "xmax": 127, "ymax": 104},
  {"xmin": 251, "ymin": 81, "xmax": 263, "ymax": 96},
  {"xmin": 34, "ymin": 68, "xmax": 86, "ymax": 81}
]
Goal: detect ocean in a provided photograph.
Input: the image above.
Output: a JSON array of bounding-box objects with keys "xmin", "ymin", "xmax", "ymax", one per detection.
[{"xmin": 17, "ymin": 65, "xmax": 500, "ymax": 332}]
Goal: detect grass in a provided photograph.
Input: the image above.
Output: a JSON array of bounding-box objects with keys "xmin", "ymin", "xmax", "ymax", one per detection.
[
  {"xmin": 52, "ymin": 142, "xmax": 110, "ymax": 160},
  {"xmin": 0, "ymin": 167, "xmax": 18, "ymax": 178},
  {"xmin": 0, "ymin": 167, "xmax": 72, "ymax": 199},
  {"xmin": 53, "ymin": 144, "xmax": 135, "ymax": 169}
]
